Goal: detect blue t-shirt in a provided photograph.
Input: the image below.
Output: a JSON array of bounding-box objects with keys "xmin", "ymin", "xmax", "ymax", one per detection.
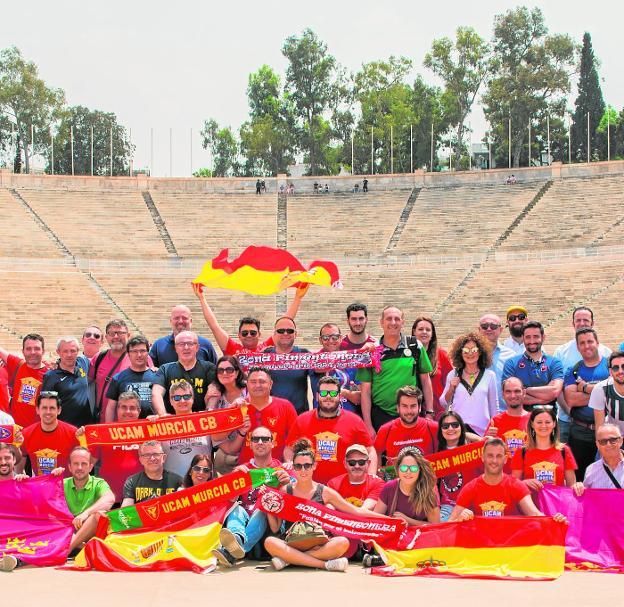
[
  {"xmin": 106, "ymin": 368, "xmax": 161, "ymax": 417},
  {"xmin": 502, "ymin": 352, "xmax": 564, "ymax": 407},
  {"xmin": 149, "ymin": 334, "xmax": 217, "ymax": 367},
  {"xmin": 563, "ymin": 357, "xmax": 609, "ymax": 423},
  {"xmin": 264, "ymin": 346, "xmax": 311, "ymax": 415}
]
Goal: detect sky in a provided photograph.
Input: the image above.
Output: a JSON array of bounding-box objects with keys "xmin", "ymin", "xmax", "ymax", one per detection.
[{"xmin": 2, "ymin": 1, "xmax": 622, "ymax": 176}]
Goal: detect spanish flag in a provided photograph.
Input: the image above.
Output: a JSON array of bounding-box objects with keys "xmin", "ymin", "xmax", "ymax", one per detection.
[
  {"xmin": 72, "ymin": 505, "xmax": 226, "ymax": 573},
  {"xmin": 193, "ymin": 246, "xmax": 341, "ymax": 295},
  {"xmin": 372, "ymin": 517, "xmax": 566, "ymax": 581}
]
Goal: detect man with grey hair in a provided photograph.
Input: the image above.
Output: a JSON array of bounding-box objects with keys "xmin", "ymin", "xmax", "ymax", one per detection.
[
  {"xmin": 41, "ymin": 336, "xmax": 92, "ymax": 426},
  {"xmin": 572, "ymin": 424, "xmax": 623, "ymax": 493}
]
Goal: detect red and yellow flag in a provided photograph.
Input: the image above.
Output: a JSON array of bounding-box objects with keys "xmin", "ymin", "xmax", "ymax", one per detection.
[{"xmin": 193, "ymin": 246, "xmax": 341, "ymax": 295}]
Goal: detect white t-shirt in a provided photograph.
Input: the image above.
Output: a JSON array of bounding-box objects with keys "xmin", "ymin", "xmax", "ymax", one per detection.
[
  {"xmin": 162, "ymin": 436, "xmax": 212, "ymax": 478},
  {"xmin": 589, "ymin": 377, "xmax": 624, "ymax": 434}
]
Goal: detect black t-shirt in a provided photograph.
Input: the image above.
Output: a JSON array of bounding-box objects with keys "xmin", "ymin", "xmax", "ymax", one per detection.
[
  {"xmin": 263, "ymin": 346, "xmax": 311, "ymax": 415},
  {"xmin": 106, "ymin": 368, "xmax": 160, "ymax": 417},
  {"xmin": 122, "ymin": 470, "xmax": 183, "ymax": 503},
  {"xmin": 154, "ymin": 359, "xmax": 216, "ymax": 413}
]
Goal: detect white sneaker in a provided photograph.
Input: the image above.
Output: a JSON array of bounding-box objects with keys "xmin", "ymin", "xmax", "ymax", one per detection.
[
  {"xmin": 271, "ymin": 556, "xmax": 289, "ymax": 571},
  {"xmin": 0, "ymin": 555, "xmax": 18, "ymax": 573},
  {"xmin": 325, "ymin": 557, "xmax": 348, "ymax": 572},
  {"xmin": 219, "ymin": 528, "xmax": 245, "ymax": 559}
]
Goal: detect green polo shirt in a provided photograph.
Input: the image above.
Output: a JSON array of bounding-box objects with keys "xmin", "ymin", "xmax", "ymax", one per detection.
[{"xmin": 64, "ymin": 475, "xmax": 111, "ymax": 516}]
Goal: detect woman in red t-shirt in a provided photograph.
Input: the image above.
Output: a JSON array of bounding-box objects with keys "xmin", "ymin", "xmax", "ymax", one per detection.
[
  {"xmin": 411, "ymin": 317, "xmax": 452, "ymax": 419},
  {"xmin": 511, "ymin": 405, "xmax": 577, "ymax": 490}
]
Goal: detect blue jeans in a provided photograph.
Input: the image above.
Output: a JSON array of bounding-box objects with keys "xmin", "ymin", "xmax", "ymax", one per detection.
[
  {"xmin": 558, "ymin": 419, "xmax": 570, "ymax": 444},
  {"xmin": 225, "ymin": 505, "xmax": 268, "ymax": 553}
]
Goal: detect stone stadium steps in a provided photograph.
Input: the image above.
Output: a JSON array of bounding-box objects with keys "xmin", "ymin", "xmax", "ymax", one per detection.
[
  {"xmin": 149, "ymin": 192, "xmax": 278, "ymax": 258},
  {"xmin": 141, "ymin": 191, "xmax": 179, "ymax": 256},
  {"xmin": 0, "ymin": 323, "xmax": 23, "ymax": 353}
]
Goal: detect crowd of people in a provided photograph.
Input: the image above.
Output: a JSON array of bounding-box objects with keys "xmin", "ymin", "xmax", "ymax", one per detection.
[{"xmin": 0, "ymin": 291, "xmax": 622, "ymax": 574}]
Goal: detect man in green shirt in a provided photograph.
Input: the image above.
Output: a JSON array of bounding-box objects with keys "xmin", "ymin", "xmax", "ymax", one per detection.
[
  {"xmin": 63, "ymin": 446, "xmax": 115, "ymax": 553},
  {"xmin": 358, "ymin": 305, "xmax": 433, "ymax": 437}
]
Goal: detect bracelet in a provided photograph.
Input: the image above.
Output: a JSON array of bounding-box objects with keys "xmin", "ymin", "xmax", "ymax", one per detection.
[{"xmin": 425, "ymin": 410, "xmax": 434, "ymax": 415}]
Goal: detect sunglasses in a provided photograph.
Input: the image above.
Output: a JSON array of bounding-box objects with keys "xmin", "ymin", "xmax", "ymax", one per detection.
[
  {"xmin": 462, "ymin": 346, "xmax": 479, "ymax": 355},
  {"xmin": 275, "ymin": 328, "xmax": 295, "ymax": 335},
  {"xmin": 320, "ymin": 334, "xmax": 341, "ymax": 342},
  {"xmin": 480, "ymin": 323, "xmax": 501, "ymax": 330},
  {"xmin": 508, "ymin": 313, "xmax": 527, "ymax": 322},
  {"xmin": 83, "ymin": 332, "xmax": 102, "ymax": 339},
  {"xmin": 441, "ymin": 421, "xmax": 461, "ymax": 430},
  {"xmin": 346, "ymin": 459, "xmax": 368, "ymax": 467},
  {"xmin": 250, "ymin": 436, "xmax": 272, "ymax": 443},
  {"xmin": 597, "ymin": 437, "xmax": 622, "ymax": 446},
  {"xmin": 217, "ymin": 367, "xmax": 236, "ymax": 374},
  {"xmin": 240, "ymin": 330, "xmax": 258, "ymax": 337},
  {"xmin": 293, "ymin": 462, "xmax": 314, "ymax": 471},
  {"xmin": 611, "ymin": 364, "xmax": 624, "ymax": 372},
  {"xmin": 319, "ymin": 389, "xmax": 339, "ymax": 398},
  {"xmin": 399, "ymin": 464, "xmax": 420, "ymax": 473},
  {"xmin": 39, "ymin": 391, "xmax": 59, "ymax": 398},
  {"xmin": 171, "ymin": 393, "xmax": 193, "ymax": 402},
  {"xmin": 533, "ymin": 405, "xmax": 554, "ymax": 411},
  {"xmin": 192, "ymin": 465, "xmax": 212, "ymax": 474}
]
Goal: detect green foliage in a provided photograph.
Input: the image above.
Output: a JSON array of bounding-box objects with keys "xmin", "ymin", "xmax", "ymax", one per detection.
[
  {"xmin": 200, "ymin": 119, "xmax": 240, "ymax": 177},
  {"xmin": 192, "ymin": 167, "xmax": 213, "ymax": 177}
]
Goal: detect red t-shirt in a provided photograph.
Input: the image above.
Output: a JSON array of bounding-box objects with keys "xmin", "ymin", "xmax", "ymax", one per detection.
[
  {"xmin": 21, "ymin": 420, "xmax": 79, "ymax": 476},
  {"xmin": 238, "ymin": 397, "xmax": 298, "ymax": 463},
  {"xmin": 0, "ymin": 364, "xmax": 9, "ymax": 414},
  {"xmin": 286, "ymin": 410, "xmax": 372, "ymax": 484},
  {"xmin": 374, "ymin": 417, "xmax": 438, "ymax": 463},
  {"xmin": 485, "ymin": 412, "xmax": 530, "ymax": 473},
  {"xmin": 6, "ymin": 354, "xmax": 50, "ymax": 427},
  {"xmin": 456, "ymin": 474, "xmax": 530, "ymax": 517},
  {"xmin": 339, "ymin": 335, "xmax": 376, "ymax": 351},
  {"xmin": 430, "ymin": 348, "xmax": 453, "ymax": 417},
  {"xmin": 327, "ymin": 472, "xmax": 384, "ymax": 507},
  {"xmin": 95, "ymin": 443, "xmax": 142, "ymax": 502},
  {"xmin": 224, "ymin": 336, "xmax": 274, "ymax": 356},
  {"xmin": 239, "ymin": 457, "xmax": 283, "ymax": 513},
  {"xmin": 510, "ymin": 445, "xmax": 577, "ymax": 487}
]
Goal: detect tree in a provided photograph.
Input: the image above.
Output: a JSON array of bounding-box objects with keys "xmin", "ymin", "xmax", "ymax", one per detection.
[
  {"xmin": 49, "ymin": 106, "xmax": 133, "ymax": 175},
  {"xmin": 0, "ymin": 46, "xmax": 65, "ymax": 173},
  {"xmin": 424, "ymin": 27, "xmax": 490, "ymax": 168},
  {"xmin": 282, "ymin": 29, "xmax": 339, "ymax": 174},
  {"xmin": 200, "ymin": 119, "xmax": 240, "ymax": 177},
  {"xmin": 597, "ymin": 106, "xmax": 618, "ymax": 160},
  {"xmin": 571, "ymin": 33, "xmax": 605, "ymax": 162},
  {"xmin": 482, "ymin": 7, "xmax": 576, "ymax": 168}
]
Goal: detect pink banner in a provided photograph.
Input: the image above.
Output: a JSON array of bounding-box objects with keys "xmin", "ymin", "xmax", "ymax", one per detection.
[
  {"xmin": 237, "ymin": 346, "xmax": 382, "ymax": 372},
  {"xmin": 0, "ymin": 476, "xmax": 74, "ymax": 566},
  {"xmin": 537, "ymin": 485, "xmax": 624, "ymax": 573}
]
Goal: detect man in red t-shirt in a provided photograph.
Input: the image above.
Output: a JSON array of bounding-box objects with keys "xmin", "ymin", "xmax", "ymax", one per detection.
[
  {"xmin": 0, "ymin": 333, "xmax": 51, "ymax": 427},
  {"xmin": 20, "ymin": 391, "xmax": 79, "ymax": 476},
  {"xmin": 375, "ymin": 385, "xmax": 438, "ymax": 465},
  {"xmin": 285, "ymin": 376, "xmax": 375, "ymax": 484},
  {"xmin": 485, "ymin": 377, "xmax": 530, "ymax": 472},
  {"xmin": 328, "ymin": 444, "xmax": 384, "ymax": 508},
  {"xmin": 449, "ymin": 438, "xmax": 566, "ymax": 521},
  {"xmin": 193, "ymin": 283, "xmax": 308, "ymax": 356}
]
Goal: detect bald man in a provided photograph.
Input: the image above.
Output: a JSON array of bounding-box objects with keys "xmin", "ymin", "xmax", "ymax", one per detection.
[{"xmin": 149, "ymin": 304, "xmax": 217, "ymax": 366}]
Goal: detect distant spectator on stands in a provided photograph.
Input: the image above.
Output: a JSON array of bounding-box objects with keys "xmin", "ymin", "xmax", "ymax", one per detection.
[
  {"xmin": 340, "ymin": 302, "xmax": 376, "ymax": 351},
  {"xmin": 503, "ymin": 305, "xmax": 528, "ymax": 354},
  {"xmin": 362, "ymin": 178, "xmax": 368, "ymax": 192},
  {"xmin": 149, "ymin": 304, "xmax": 217, "ymax": 367},
  {"xmin": 255, "ymin": 179, "xmax": 261, "ymax": 194},
  {"xmin": 324, "ymin": 184, "xmax": 329, "ymax": 193},
  {"xmin": 353, "ymin": 183, "xmax": 359, "ymax": 193},
  {"xmin": 261, "ymin": 179, "xmax": 266, "ymax": 192},
  {"xmin": 313, "ymin": 181, "xmax": 319, "ymax": 194}
]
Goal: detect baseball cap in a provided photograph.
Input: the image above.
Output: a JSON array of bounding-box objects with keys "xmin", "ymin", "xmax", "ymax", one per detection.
[
  {"xmin": 506, "ymin": 305, "xmax": 528, "ymax": 318},
  {"xmin": 345, "ymin": 444, "xmax": 368, "ymax": 457}
]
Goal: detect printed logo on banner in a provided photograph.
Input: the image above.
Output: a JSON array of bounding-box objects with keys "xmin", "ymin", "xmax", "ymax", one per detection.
[
  {"xmin": 0, "ymin": 427, "xmax": 11, "ymax": 440},
  {"xmin": 260, "ymin": 491, "xmax": 284, "ymax": 513},
  {"xmin": 143, "ymin": 503, "xmax": 161, "ymax": 521}
]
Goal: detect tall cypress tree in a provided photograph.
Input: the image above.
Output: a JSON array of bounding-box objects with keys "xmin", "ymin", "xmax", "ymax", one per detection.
[{"xmin": 571, "ymin": 33, "xmax": 605, "ymax": 162}]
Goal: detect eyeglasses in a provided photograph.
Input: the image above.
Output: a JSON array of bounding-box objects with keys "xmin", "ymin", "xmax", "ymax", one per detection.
[
  {"xmin": 319, "ymin": 389, "xmax": 339, "ymax": 398},
  {"xmin": 320, "ymin": 334, "xmax": 341, "ymax": 342},
  {"xmin": 171, "ymin": 393, "xmax": 193, "ymax": 402},
  {"xmin": 240, "ymin": 330, "xmax": 258, "ymax": 337},
  {"xmin": 107, "ymin": 330, "xmax": 128, "ymax": 337},
  {"xmin": 275, "ymin": 328, "xmax": 295, "ymax": 335},
  {"xmin": 217, "ymin": 367, "xmax": 236, "ymax": 375},
  {"xmin": 39, "ymin": 391, "xmax": 59, "ymax": 398},
  {"xmin": 611, "ymin": 364, "xmax": 624, "ymax": 372},
  {"xmin": 128, "ymin": 349, "xmax": 148, "ymax": 355},
  {"xmin": 140, "ymin": 452, "xmax": 164, "ymax": 460},
  {"xmin": 83, "ymin": 332, "xmax": 102, "ymax": 339},
  {"xmin": 346, "ymin": 459, "xmax": 368, "ymax": 467},
  {"xmin": 441, "ymin": 421, "xmax": 461, "ymax": 430},
  {"xmin": 192, "ymin": 465, "xmax": 212, "ymax": 474},
  {"xmin": 399, "ymin": 464, "xmax": 420, "ymax": 473},
  {"xmin": 251, "ymin": 436, "xmax": 272, "ymax": 443},
  {"xmin": 597, "ymin": 437, "xmax": 622, "ymax": 446},
  {"xmin": 480, "ymin": 323, "xmax": 501, "ymax": 330},
  {"xmin": 462, "ymin": 346, "xmax": 479, "ymax": 355},
  {"xmin": 118, "ymin": 405, "xmax": 141, "ymax": 411},
  {"xmin": 293, "ymin": 462, "xmax": 314, "ymax": 471},
  {"xmin": 508, "ymin": 313, "xmax": 527, "ymax": 322},
  {"xmin": 533, "ymin": 405, "xmax": 554, "ymax": 411},
  {"xmin": 176, "ymin": 342, "xmax": 198, "ymax": 348}
]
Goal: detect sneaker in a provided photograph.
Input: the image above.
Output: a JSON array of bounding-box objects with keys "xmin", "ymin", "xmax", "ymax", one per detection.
[
  {"xmin": 362, "ymin": 554, "xmax": 384, "ymax": 568},
  {"xmin": 325, "ymin": 557, "xmax": 349, "ymax": 572},
  {"xmin": 212, "ymin": 547, "xmax": 237, "ymax": 568},
  {"xmin": 219, "ymin": 528, "xmax": 245, "ymax": 559},
  {"xmin": 0, "ymin": 555, "xmax": 18, "ymax": 573},
  {"xmin": 271, "ymin": 556, "xmax": 289, "ymax": 571}
]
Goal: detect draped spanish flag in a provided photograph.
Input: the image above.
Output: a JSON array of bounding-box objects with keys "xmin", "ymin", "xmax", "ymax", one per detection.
[
  {"xmin": 372, "ymin": 517, "xmax": 566, "ymax": 581},
  {"xmin": 193, "ymin": 246, "xmax": 341, "ymax": 295}
]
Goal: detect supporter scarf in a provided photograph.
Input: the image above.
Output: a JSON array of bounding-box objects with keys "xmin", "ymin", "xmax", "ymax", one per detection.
[
  {"xmin": 238, "ymin": 346, "xmax": 382, "ymax": 373},
  {"xmin": 0, "ymin": 424, "xmax": 18, "ymax": 445},
  {"xmin": 256, "ymin": 487, "xmax": 406, "ymax": 547},
  {"xmin": 538, "ymin": 485, "xmax": 624, "ymax": 573},
  {"xmin": 106, "ymin": 468, "xmax": 279, "ymax": 532},
  {"xmin": 427, "ymin": 441, "xmax": 486, "ymax": 478},
  {"xmin": 78, "ymin": 409, "xmax": 244, "ymax": 448}
]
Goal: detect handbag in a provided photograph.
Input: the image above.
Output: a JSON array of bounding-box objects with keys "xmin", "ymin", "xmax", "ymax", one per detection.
[{"xmin": 284, "ymin": 521, "xmax": 329, "ymax": 551}]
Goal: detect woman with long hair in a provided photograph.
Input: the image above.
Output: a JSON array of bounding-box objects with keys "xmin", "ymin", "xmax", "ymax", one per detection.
[
  {"xmin": 511, "ymin": 405, "xmax": 577, "ymax": 490},
  {"xmin": 205, "ymin": 355, "xmax": 247, "ymax": 410},
  {"xmin": 412, "ymin": 316, "xmax": 452, "ymax": 418},
  {"xmin": 373, "ymin": 447, "xmax": 440, "ymax": 525},
  {"xmin": 440, "ymin": 331, "xmax": 498, "ymax": 435}
]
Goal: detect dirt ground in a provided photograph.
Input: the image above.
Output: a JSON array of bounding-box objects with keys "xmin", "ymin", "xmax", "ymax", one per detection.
[{"xmin": 2, "ymin": 562, "xmax": 620, "ymax": 606}]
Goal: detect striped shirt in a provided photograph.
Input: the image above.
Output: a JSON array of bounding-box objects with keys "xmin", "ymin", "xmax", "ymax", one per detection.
[{"xmin": 583, "ymin": 455, "xmax": 624, "ymax": 489}]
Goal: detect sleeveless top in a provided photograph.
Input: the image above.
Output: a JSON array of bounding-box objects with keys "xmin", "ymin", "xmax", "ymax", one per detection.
[{"xmin": 282, "ymin": 483, "xmax": 326, "ymax": 534}]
